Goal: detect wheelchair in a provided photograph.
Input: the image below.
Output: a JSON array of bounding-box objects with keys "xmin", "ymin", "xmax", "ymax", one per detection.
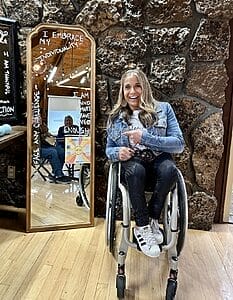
[
  {"xmin": 105, "ymin": 161, "xmax": 188, "ymax": 299},
  {"xmin": 62, "ymin": 162, "xmax": 91, "ymax": 210},
  {"xmin": 75, "ymin": 163, "xmax": 90, "ymax": 209}
]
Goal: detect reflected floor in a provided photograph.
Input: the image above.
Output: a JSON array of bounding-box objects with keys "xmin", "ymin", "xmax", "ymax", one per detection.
[{"xmin": 31, "ymin": 168, "xmax": 90, "ymax": 228}]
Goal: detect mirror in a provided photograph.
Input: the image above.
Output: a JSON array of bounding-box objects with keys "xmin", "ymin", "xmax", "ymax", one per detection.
[{"xmin": 26, "ymin": 24, "xmax": 95, "ymax": 232}]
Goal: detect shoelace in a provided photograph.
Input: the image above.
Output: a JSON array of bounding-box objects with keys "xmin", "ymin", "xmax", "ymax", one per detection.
[
  {"xmin": 140, "ymin": 226, "xmax": 157, "ymax": 244},
  {"xmin": 151, "ymin": 220, "xmax": 160, "ymax": 232}
]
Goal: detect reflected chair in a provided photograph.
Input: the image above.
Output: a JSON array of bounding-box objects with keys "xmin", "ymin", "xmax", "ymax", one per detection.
[
  {"xmin": 64, "ymin": 163, "xmax": 80, "ymax": 179},
  {"xmin": 31, "ymin": 157, "xmax": 54, "ymax": 181}
]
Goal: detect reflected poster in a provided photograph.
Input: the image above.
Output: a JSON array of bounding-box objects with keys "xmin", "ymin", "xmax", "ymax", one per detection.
[{"xmin": 65, "ymin": 136, "xmax": 91, "ymax": 164}]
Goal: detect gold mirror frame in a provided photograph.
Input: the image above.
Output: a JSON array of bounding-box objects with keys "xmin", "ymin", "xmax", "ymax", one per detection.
[{"xmin": 26, "ymin": 24, "xmax": 95, "ymax": 232}]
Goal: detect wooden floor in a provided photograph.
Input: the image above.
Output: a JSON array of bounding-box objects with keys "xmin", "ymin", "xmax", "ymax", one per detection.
[{"xmin": 0, "ymin": 216, "xmax": 233, "ymax": 300}]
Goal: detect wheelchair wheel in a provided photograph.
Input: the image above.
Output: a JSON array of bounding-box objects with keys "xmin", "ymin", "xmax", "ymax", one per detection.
[
  {"xmin": 165, "ymin": 278, "xmax": 177, "ymax": 300},
  {"xmin": 106, "ymin": 162, "xmax": 118, "ymax": 254},
  {"xmin": 176, "ymin": 169, "xmax": 188, "ymax": 256},
  {"xmin": 163, "ymin": 169, "xmax": 188, "ymax": 255},
  {"xmin": 163, "ymin": 191, "xmax": 173, "ymax": 245},
  {"xmin": 78, "ymin": 164, "xmax": 90, "ymax": 209},
  {"xmin": 116, "ymin": 274, "xmax": 126, "ymax": 299}
]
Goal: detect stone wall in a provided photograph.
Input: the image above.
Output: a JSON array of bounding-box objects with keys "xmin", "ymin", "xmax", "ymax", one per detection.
[{"xmin": 1, "ymin": 0, "xmax": 232, "ymax": 230}]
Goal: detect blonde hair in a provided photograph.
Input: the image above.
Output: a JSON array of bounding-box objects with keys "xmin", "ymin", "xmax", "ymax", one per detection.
[{"xmin": 108, "ymin": 69, "xmax": 158, "ymax": 127}]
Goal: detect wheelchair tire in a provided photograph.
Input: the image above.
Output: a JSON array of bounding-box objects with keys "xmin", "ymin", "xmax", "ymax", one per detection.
[
  {"xmin": 106, "ymin": 162, "xmax": 118, "ymax": 254},
  {"xmin": 163, "ymin": 169, "xmax": 188, "ymax": 255},
  {"xmin": 176, "ymin": 170, "xmax": 188, "ymax": 256},
  {"xmin": 116, "ymin": 274, "xmax": 126, "ymax": 299},
  {"xmin": 78, "ymin": 164, "xmax": 90, "ymax": 209},
  {"xmin": 163, "ymin": 191, "xmax": 172, "ymax": 246},
  {"xmin": 165, "ymin": 278, "xmax": 177, "ymax": 300}
]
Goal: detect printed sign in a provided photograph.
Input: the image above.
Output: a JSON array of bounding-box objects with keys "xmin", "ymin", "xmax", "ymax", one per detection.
[
  {"xmin": 0, "ymin": 17, "xmax": 20, "ymax": 122},
  {"xmin": 79, "ymin": 91, "xmax": 91, "ymax": 136}
]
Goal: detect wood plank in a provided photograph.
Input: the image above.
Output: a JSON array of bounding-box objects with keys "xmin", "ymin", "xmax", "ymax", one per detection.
[
  {"xmin": 60, "ymin": 227, "xmax": 96, "ymax": 299},
  {"xmin": 0, "ymin": 284, "xmax": 9, "ymax": 298},
  {"xmin": 36, "ymin": 231, "xmax": 80, "ymax": 299},
  {"xmin": 0, "ymin": 205, "xmax": 25, "ymax": 213},
  {"xmin": 21, "ymin": 264, "xmax": 52, "ymax": 299},
  {"xmin": 83, "ymin": 220, "xmax": 108, "ymax": 300}
]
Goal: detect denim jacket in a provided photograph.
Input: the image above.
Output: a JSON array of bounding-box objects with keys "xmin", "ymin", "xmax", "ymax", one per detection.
[{"xmin": 105, "ymin": 101, "xmax": 185, "ymax": 162}]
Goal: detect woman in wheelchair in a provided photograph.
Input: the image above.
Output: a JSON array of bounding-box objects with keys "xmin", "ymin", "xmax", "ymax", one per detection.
[{"xmin": 105, "ymin": 68, "xmax": 185, "ymax": 258}]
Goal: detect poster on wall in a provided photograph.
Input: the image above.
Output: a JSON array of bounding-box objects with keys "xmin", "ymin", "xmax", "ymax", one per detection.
[
  {"xmin": 65, "ymin": 136, "xmax": 91, "ymax": 164},
  {"xmin": 0, "ymin": 17, "xmax": 20, "ymax": 122}
]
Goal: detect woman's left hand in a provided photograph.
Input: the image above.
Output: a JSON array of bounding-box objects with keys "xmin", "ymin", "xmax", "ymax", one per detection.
[{"xmin": 123, "ymin": 129, "xmax": 142, "ymax": 145}]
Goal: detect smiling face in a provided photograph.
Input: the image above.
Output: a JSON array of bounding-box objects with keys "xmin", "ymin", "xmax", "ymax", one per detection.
[{"xmin": 123, "ymin": 74, "xmax": 142, "ymax": 111}]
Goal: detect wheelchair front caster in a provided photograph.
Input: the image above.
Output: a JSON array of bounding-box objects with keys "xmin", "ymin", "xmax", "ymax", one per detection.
[
  {"xmin": 76, "ymin": 193, "xmax": 83, "ymax": 206},
  {"xmin": 116, "ymin": 274, "xmax": 126, "ymax": 299},
  {"xmin": 165, "ymin": 278, "xmax": 177, "ymax": 300}
]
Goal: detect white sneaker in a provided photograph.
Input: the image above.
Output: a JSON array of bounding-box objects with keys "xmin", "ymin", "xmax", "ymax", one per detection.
[
  {"xmin": 133, "ymin": 225, "xmax": 160, "ymax": 258},
  {"xmin": 150, "ymin": 219, "xmax": 164, "ymax": 244}
]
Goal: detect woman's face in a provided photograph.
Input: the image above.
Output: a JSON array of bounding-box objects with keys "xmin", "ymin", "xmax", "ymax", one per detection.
[{"xmin": 123, "ymin": 74, "xmax": 142, "ymax": 111}]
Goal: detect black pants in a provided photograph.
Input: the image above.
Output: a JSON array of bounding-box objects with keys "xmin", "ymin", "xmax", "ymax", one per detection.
[{"xmin": 121, "ymin": 153, "xmax": 178, "ymax": 227}]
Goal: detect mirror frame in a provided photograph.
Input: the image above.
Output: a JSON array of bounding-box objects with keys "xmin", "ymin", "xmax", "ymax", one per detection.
[{"xmin": 26, "ymin": 23, "xmax": 96, "ymax": 232}]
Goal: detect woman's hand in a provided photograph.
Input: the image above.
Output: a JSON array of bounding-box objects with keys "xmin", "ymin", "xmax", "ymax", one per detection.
[
  {"xmin": 123, "ymin": 129, "xmax": 142, "ymax": 145},
  {"xmin": 119, "ymin": 147, "xmax": 134, "ymax": 161}
]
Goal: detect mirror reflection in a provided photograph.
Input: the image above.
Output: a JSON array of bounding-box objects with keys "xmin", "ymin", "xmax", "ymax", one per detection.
[{"xmin": 26, "ymin": 24, "xmax": 95, "ymax": 231}]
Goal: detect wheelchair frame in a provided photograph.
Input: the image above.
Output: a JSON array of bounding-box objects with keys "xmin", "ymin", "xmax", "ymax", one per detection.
[
  {"xmin": 106, "ymin": 162, "xmax": 188, "ymax": 299},
  {"xmin": 62, "ymin": 162, "xmax": 90, "ymax": 210}
]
